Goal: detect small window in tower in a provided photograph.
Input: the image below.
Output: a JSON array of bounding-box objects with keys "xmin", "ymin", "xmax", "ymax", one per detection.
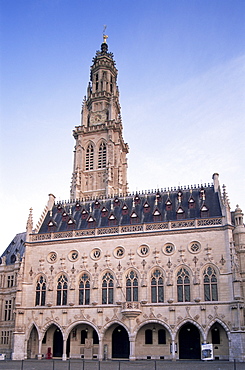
[
  {"xmin": 86, "ymin": 144, "xmax": 94, "ymax": 170},
  {"xmin": 98, "ymin": 142, "xmax": 106, "ymax": 169}
]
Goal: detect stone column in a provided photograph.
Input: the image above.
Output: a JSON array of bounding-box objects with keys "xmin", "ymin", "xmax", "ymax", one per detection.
[
  {"xmin": 62, "ymin": 339, "xmax": 67, "ymax": 361},
  {"xmin": 38, "ymin": 338, "xmax": 42, "ymax": 360},
  {"xmin": 129, "ymin": 337, "xmax": 136, "ymax": 360}
]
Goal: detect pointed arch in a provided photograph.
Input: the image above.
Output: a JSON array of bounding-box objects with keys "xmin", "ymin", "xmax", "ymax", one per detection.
[{"xmin": 85, "ymin": 142, "xmax": 94, "ymax": 170}]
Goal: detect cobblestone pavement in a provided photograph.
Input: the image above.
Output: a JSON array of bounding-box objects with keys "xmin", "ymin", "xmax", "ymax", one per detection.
[{"xmin": 1, "ymin": 360, "xmax": 245, "ymax": 370}]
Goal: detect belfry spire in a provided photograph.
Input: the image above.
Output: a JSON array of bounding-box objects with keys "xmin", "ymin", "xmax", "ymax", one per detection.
[{"xmin": 70, "ymin": 38, "xmax": 129, "ymax": 200}]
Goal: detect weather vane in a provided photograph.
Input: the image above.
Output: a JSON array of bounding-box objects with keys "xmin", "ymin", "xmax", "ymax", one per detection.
[{"xmin": 103, "ymin": 25, "xmax": 108, "ymax": 43}]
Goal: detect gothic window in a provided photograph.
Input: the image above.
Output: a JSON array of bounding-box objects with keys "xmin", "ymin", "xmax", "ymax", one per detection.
[
  {"xmin": 95, "ymin": 73, "xmax": 99, "ymax": 91},
  {"xmin": 145, "ymin": 329, "xmax": 153, "ymax": 344},
  {"xmin": 102, "ymin": 272, "xmax": 114, "ymax": 304},
  {"xmin": 158, "ymin": 329, "xmax": 166, "ymax": 344},
  {"xmin": 79, "ymin": 274, "xmax": 90, "ymax": 305},
  {"xmin": 151, "ymin": 269, "xmax": 164, "ymax": 303},
  {"xmin": 98, "ymin": 142, "xmax": 106, "ymax": 168},
  {"xmin": 85, "ymin": 144, "xmax": 94, "ymax": 170},
  {"xmin": 126, "ymin": 270, "xmax": 138, "ymax": 302},
  {"xmin": 35, "ymin": 275, "xmax": 46, "ymax": 306},
  {"xmin": 203, "ymin": 266, "xmax": 218, "ymax": 301},
  {"xmin": 177, "ymin": 268, "xmax": 190, "ymax": 302},
  {"xmin": 56, "ymin": 275, "xmax": 68, "ymax": 306},
  {"xmin": 81, "ymin": 329, "xmax": 87, "ymax": 344}
]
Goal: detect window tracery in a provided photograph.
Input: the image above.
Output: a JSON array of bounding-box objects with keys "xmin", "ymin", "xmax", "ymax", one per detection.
[
  {"xmin": 102, "ymin": 272, "xmax": 114, "ymax": 304},
  {"xmin": 35, "ymin": 275, "xmax": 46, "ymax": 306},
  {"xmin": 126, "ymin": 270, "xmax": 138, "ymax": 302},
  {"xmin": 151, "ymin": 269, "xmax": 164, "ymax": 303},
  {"xmin": 177, "ymin": 268, "xmax": 190, "ymax": 302},
  {"xmin": 203, "ymin": 266, "xmax": 218, "ymax": 301},
  {"xmin": 79, "ymin": 273, "xmax": 90, "ymax": 305}
]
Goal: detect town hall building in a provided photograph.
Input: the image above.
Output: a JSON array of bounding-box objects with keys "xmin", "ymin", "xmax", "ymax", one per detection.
[{"xmin": 0, "ymin": 36, "xmax": 245, "ymax": 362}]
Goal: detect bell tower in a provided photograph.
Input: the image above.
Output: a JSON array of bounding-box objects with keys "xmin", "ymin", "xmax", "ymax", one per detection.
[{"xmin": 70, "ymin": 36, "xmax": 129, "ymax": 200}]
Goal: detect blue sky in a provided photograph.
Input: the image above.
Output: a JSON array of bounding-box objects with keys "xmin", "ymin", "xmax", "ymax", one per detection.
[{"xmin": 0, "ymin": 0, "xmax": 245, "ymax": 253}]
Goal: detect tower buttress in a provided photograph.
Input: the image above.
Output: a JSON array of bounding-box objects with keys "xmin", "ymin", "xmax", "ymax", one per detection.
[{"xmin": 70, "ymin": 37, "xmax": 129, "ymax": 200}]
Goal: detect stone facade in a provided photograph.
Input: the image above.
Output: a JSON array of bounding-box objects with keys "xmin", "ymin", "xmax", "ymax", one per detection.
[{"xmin": 0, "ymin": 38, "xmax": 245, "ymax": 362}]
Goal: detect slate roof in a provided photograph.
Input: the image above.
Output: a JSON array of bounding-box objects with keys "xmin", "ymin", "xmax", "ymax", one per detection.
[
  {"xmin": 38, "ymin": 185, "xmax": 222, "ymax": 234},
  {"xmin": 0, "ymin": 232, "xmax": 26, "ymax": 266}
]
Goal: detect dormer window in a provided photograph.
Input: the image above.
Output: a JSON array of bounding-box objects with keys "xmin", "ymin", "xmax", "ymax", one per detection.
[
  {"xmin": 165, "ymin": 199, "xmax": 172, "ymax": 211},
  {"xmin": 200, "ymin": 205, "xmax": 209, "ymax": 218},
  {"xmin": 81, "ymin": 209, "xmax": 88, "ymax": 219},
  {"xmin": 48, "ymin": 220, "xmax": 57, "ymax": 232},
  {"xmin": 188, "ymin": 197, "xmax": 195, "ymax": 209},
  {"xmin": 134, "ymin": 195, "xmax": 141, "ymax": 205},
  {"xmin": 101, "ymin": 207, "xmax": 108, "ymax": 217},
  {"xmin": 130, "ymin": 211, "xmax": 139, "ymax": 224},
  {"xmin": 57, "ymin": 204, "xmax": 63, "ymax": 212},
  {"xmin": 153, "ymin": 209, "xmax": 162, "ymax": 222},
  {"xmin": 94, "ymin": 200, "xmax": 100, "ymax": 209},
  {"xmin": 113, "ymin": 197, "xmax": 120, "ymax": 207},
  {"xmin": 143, "ymin": 201, "xmax": 150, "ymax": 213},
  {"xmin": 62, "ymin": 211, "xmax": 68, "ymax": 221},
  {"xmin": 176, "ymin": 206, "xmax": 185, "ymax": 220},
  {"xmin": 67, "ymin": 217, "xmax": 76, "ymax": 230},
  {"xmin": 108, "ymin": 214, "xmax": 117, "ymax": 226},
  {"xmin": 75, "ymin": 202, "xmax": 81, "ymax": 211},
  {"xmin": 87, "ymin": 216, "xmax": 96, "ymax": 228},
  {"xmin": 122, "ymin": 204, "xmax": 128, "ymax": 215}
]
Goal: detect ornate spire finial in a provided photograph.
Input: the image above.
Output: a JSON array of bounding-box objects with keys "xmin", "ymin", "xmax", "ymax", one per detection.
[{"xmin": 103, "ymin": 25, "xmax": 108, "ymax": 43}]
